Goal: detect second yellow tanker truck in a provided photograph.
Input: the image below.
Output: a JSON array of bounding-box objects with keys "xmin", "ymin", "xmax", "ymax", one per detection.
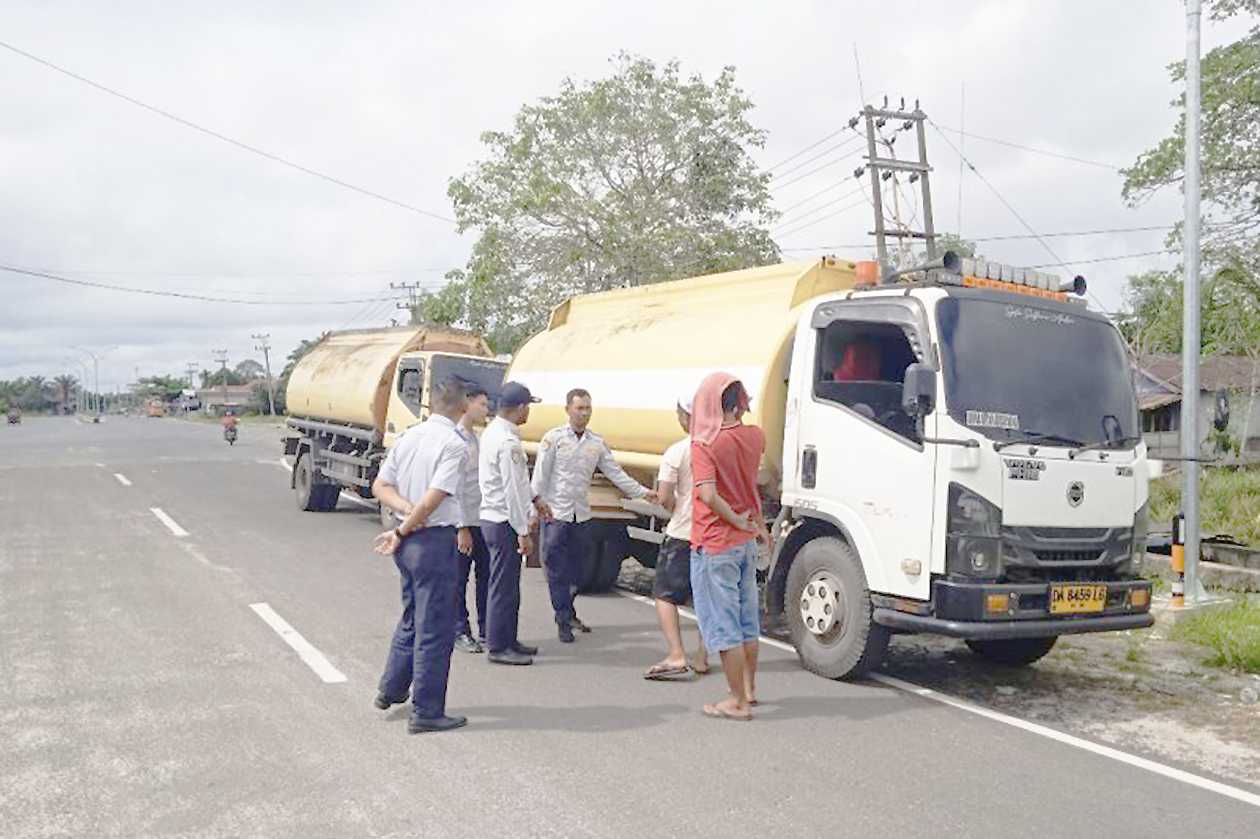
[{"xmin": 508, "ymin": 256, "xmax": 1154, "ymax": 679}]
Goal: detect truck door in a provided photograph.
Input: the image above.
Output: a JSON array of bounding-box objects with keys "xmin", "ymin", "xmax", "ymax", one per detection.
[
  {"xmin": 793, "ymin": 300, "xmax": 937, "ymax": 599},
  {"xmin": 384, "ymin": 358, "xmax": 425, "ymax": 444}
]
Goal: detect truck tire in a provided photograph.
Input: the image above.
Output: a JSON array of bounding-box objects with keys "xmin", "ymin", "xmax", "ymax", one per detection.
[
  {"xmin": 785, "ymin": 536, "xmax": 889, "ymax": 680},
  {"xmin": 578, "ymin": 523, "xmax": 626, "ymax": 593},
  {"xmin": 965, "ymin": 637, "xmax": 1057, "ymax": 667},
  {"xmin": 294, "ymin": 453, "xmax": 339, "ymax": 512}
]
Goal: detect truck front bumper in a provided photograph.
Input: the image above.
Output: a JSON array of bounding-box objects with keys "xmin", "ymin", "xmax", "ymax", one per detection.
[{"xmin": 872, "ymin": 578, "xmax": 1154, "ymax": 640}]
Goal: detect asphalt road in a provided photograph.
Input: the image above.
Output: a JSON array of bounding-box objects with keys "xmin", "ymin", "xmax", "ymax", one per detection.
[{"xmin": 2, "ymin": 416, "xmax": 1258, "ymax": 838}]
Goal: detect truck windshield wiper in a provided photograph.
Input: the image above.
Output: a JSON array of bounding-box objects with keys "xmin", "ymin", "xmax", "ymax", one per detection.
[
  {"xmin": 1069, "ymin": 435, "xmax": 1143, "ymax": 458},
  {"xmin": 993, "ymin": 431, "xmax": 1085, "ymax": 452}
]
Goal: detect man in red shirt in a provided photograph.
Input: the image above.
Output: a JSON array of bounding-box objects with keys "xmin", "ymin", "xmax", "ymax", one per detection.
[{"xmin": 689, "ymin": 373, "xmax": 769, "ymax": 721}]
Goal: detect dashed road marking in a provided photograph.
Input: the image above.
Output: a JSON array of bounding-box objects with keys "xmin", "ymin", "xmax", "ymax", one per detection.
[
  {"xmin": 113, "ymin": 473, "xmax": 132, "ymax": 486},
  {"xmin": 149, "ymin": 507, "xmax": 189, "ymax": 537},
  {"xmin": 248, "ymin": 602, "xmax": 347, "ymax": 684},
  {"xmin": 616, "ymin": 589, "xmax": 1260, "ymax": 809}
]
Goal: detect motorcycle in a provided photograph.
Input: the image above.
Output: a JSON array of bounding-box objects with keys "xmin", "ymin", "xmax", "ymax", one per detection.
[{"xmin": 223, "ymin": 425, "xmax": 238, "ymax": 446}]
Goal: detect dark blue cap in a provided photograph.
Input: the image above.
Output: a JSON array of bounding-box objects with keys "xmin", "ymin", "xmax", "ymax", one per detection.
[{"xmin": 498, "ymin": 381, "xmax": 540, "ymax": 408}]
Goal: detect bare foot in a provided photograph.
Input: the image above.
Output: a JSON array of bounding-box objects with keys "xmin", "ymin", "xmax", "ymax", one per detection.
[
  {"xmin": 644, "ymin": 659, "xmax": 690, "ymax": 680},
  {"xmin": 702, "ymin": 697, "xmax": 751, "ymax": 721},
  {"xmin": 690, "ymin": 654, "xmax": 710, "ymax": 675}
]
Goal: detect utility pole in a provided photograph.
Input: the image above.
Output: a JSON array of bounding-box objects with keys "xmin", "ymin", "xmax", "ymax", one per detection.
[
  {"xmin": 391, "ymin": 282, "xmax": 423, "ymax": 325},
  {"xmin": 213, "ymin": 350, "xmax": 229, "ymax": 416},
  {"xmin": 72, "ymin": 345, "xmax": 115, "ymax": 417},
  {"xmin": 185, "ymin": 362, "xmax": 199, "ymax": 416},
  {"xmin": 252, "ymin": 333, "xmax": 277, "ymax": 415},
  {"xmin": 1180, "ymin": 0, "xmax": 1204, "ymax": 603},
  {"xmin": 857, "ymin": 97, "xmax": 938, "ymax": 276}
]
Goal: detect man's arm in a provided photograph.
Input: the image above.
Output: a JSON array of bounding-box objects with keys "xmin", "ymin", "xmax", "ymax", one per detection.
[
  {"xmin": 372, "ymin": 477, "xmax": 413, "ymax": 517},
  {"xmin": 530, "ymin": 433, "xmax": 556, "ymax": 501},
  {"xmin": 597, "ymin": 442, "xmax": 651, "ymax": 500},
  {"xmin": 501, "ymin": 443, "xmax": 534, "ymax": 536},
  {"xmin": 657, "ymin": 480, "xmax": 677, "ymax": 513}
]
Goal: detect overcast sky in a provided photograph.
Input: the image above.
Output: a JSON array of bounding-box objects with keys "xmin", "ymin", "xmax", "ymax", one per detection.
[{"xmin": 1, "ymin": 1, "xmax": 1249, "ymax": 388}]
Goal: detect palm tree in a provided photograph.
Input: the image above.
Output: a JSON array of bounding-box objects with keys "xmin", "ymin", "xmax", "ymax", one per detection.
[
  {"xmin": 21, "ymin": 376, "xmax": 49, "ymax": 411},
  {"xmin": 53, "ymin": 374, "xmax": 78, "ymax": 414}
]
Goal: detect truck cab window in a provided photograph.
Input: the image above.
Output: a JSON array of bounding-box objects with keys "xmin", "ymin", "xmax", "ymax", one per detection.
[
  {"xmin": 398, "ymin": 363, "xmax": 424, "ymax": 416},
  {"xmin": 813, "ymin": 321, "xmax": 919, "ymax": 441}
]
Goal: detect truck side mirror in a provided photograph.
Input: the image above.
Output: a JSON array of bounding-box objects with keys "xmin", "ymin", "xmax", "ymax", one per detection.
[
  {"xmin": 1214, "ymin": 389, "xmax": 1230, "ymax": 432},
  {"xmin": 902, "ymin": 363, "xmax": 937, "ymax": 418}
]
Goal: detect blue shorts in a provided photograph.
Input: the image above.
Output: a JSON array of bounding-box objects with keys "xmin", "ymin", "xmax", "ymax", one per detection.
[{"xmin": 690, "ymin": 541, "xmax": 760, "ymax": 654}]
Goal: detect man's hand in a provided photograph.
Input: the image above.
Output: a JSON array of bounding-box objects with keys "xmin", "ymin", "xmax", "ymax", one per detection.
[
  {"xmin": 457, "ymin": 527, "xmax": 473, "ymax": 556},
  {"xmin": 373, "ymin": 530, "xmax": 400, "ymax": 556},
  {"xmin": 533, "ymin": 498, "xmax": 553, "ymax": 522},
  {"xmin": 732, "ymin": 510, "xmax": 756, "ymax": 533},
  {"xmin": 642, "ymin": 489, "xmax": 659, "ymax": 505},
  {"xmin": 754, "ymin": 522, "xmax": 772, "ymax": 547},
  {"xmin": 517, "ymin": 533, "xmax": 533, "ymax": 556}
]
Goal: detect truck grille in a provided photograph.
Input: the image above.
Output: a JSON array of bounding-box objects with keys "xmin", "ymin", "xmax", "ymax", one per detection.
[
  {"xmin": 1034, "ymin": 549, "xmax": 1103, "ymax": 563},
  {"xmin": 1029, "ymin": 527, "xmax": 1108, "ymax": 539}
]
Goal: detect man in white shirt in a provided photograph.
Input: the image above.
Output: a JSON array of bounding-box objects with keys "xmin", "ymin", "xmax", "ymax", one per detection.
[
  {"xmin": 644, "ymin": 394, "xmax": 708, "ymax": 680},
  {"xmin": 370, "ymin": 377, "xmax": 472, "ymax": 734},
  {"xmin": 479, "ymin": 382, "xmax": 545, "ymax": 665},
  {"xmin": 531, "ymin": 388, "xmax": 655, "ymax": 642}
]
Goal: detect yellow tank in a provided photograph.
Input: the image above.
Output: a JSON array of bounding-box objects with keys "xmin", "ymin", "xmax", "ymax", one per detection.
[
  {"xmin": 286, "ymin": 326, "xmax": 491, "ymax": 432},
  {"xmin": 510, "ymin": 258, "xmax": 860, "ymax": 484}
]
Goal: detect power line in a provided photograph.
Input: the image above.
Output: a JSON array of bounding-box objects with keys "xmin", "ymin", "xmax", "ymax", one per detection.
[
  {"xmin": 0, "ymin": 263, "xmax": 410, "ymax": 305},
  {"xmin": 1023, "ymin": 249, "xmax": 1177, "ymax": 269},
  {"xmin": 777, "ymin": 224, "xmax": 1181, "ymax": 251},
  {"xmin": 769, "ymin": 136, "xmax": 863, "ymax": 183},
  {"xmin": 774, "ymin": 197, "xmax": 869, "ymax": 239},
  {"xmin": 43, "ymin": 266, "xmax": 453, "ymax": 277},
  {"xmin": 0, "ymin": 39, "xmax": 457, "ymax": 225},
  {"xmin": 765, "ymin": 127, "xmax": 848, "ymax": 172},
  {"xmin": 777, "ymin": 180, "xmax": 858, "ymax": 218},
  {"xmin": 772, "ymin": 149, "xmax": 865, "ymax": 193},
  {"xmin": 773, "ymin": 185, "xmax": 868, "ymax": 232},
  {"xmin": 933, "ymin": 124, "xmax": 1122, "ymax": 170}
]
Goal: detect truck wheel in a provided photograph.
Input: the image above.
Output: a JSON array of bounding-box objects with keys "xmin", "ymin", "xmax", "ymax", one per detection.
[
  {"xmin": 294, "ymin": 453, "xmax": 337, "ymax": 512},
  {"xmin": 786, "ymin": 536, "xmax": 889, "ymax": 680},
  {"xmin": 965, "ymin": 637, "xmax": 1057, "ymax": 667},
  {"xmin": 578, "ymin": 523, "xmax": 626, "ymax": 593}
]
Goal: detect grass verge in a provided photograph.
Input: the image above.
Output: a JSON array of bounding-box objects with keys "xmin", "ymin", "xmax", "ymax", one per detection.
[
  {"xmin": 1169, "ymin": 599, "xmax": 1260, "ymax": 674},
  {"xmin": 1149, "ymin": 466, "xmax": 1260, "ymax": 547}
]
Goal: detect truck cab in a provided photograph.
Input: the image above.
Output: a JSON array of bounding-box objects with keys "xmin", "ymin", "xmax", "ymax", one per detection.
[{"xmin": 773, "ymin": 262, "xmax": 1152, "ymax": 677}]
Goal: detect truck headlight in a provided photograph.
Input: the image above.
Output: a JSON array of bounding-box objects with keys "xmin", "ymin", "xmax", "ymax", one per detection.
[
  {"xmin": 946, "ymin": 483, "xmax": 1003, "ymax": 578},
  {"xmin": 1121, "ymin": 501, "xmax": 1150, "ymax": 578}
]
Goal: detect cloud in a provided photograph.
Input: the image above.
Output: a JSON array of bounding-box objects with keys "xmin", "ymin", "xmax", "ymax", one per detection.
[{"xmin": 1, "ymin": 0, "xmax": 1248, "ymax": 383}]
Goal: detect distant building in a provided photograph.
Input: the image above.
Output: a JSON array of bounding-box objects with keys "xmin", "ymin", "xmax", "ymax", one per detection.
[
  {"xmin": 1134, "ymin": 353, "xmax": 1260, "ymax": 464},
  {"xmin": 196, "ymin": 384, "xmax": 260, "ymax": 416}
]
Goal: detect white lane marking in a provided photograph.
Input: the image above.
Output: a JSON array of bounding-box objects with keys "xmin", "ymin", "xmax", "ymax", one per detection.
[
  {"xmin": 617, "ymin": 589, "xmax": 1260, "ymax": 809},
  {"xmin": 113, "ymin": 473, "xmax": 132, "ymax": 486},
  {"xmin": 149, "ymin": 507, "xmax": 189, "ymax": 537},
  {"xmin": 94, "ymin": 462, "xmax": 106, "ymax": 468},
  {"xmin": 248, "ymin": 602, "xmax": 347, "ymax": 684}
]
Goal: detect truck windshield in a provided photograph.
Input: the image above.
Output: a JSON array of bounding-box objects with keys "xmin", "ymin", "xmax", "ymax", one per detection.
[
  {"xmin": 430, "ymin": 354, "xmax": 509, "ymax": 404},
  {"xmin": 935, "ymin": 295, "xmax": 1138, "ymax": 447}
]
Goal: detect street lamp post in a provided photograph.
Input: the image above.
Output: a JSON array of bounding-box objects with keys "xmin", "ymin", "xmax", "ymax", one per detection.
[{"xmin": 71, "ymin": 346, "xmax": 117, "ymax": 417}]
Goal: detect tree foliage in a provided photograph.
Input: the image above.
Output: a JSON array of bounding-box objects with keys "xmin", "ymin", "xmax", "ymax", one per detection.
[
  {"xmin": 436, "ymin": 53, "xmax": 781, "ymax": 351},
  {"xmin": 1120, "ymin": 1, "xmax": 1260, "ymax": 358},
  {"xmin": 136, "ymin": 375, "xmax": 188, "ymax": 401}
]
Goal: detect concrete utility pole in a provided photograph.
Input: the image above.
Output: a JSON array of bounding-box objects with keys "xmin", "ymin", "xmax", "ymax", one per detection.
[
  {"xmin": 252, "ymin": 333, "xmax": 277, "ymax": 415},
  {"xmin": 185, "ymin": 362, "xmax": 199, "ymax": 416},
  {"xmin": 213, "ymin": 350, "xmax": 229, "ymax": 415},
  {"xmin": 391, "ymin": 282, "xmax": 423, "ymax": 325},
  {"xmin": 1180, "ymin": 0, "xmax": 1204, "ymax": 603}
]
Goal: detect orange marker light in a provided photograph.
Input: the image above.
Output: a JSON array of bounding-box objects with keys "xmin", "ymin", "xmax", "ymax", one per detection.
[{"xmin": 855, "ymin": 260, "xmax": 879, "ymax": 287}]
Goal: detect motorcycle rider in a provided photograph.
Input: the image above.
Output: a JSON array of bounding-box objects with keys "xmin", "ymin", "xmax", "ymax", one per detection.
[{"xmin": 222, "ymin": 409, "xmax": 239, "ymax": 442}]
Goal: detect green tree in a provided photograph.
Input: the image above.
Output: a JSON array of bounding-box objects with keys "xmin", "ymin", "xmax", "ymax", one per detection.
[
  {"xmin": 201, "ymin": 368, "xmax": 245, "ymax": 388},
  {"xmin": 1121, "ymin": 0, "xmax": 1260, "ymax": 343},
  {"xmin": 137, "ymin": 375, "xmax": 188, "ymax": 401},
  {"xmin": 441, "ymin": 53, "xmax": 780, "ymax": 351},
  {"xmin": 52, "ymin": 374, "xmax": 78, "ymax": 413}
]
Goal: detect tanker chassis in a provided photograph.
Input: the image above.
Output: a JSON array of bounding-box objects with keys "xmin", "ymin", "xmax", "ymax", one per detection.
[
  {"xmin": 282, "ymin": 327, "xmax": 507, "ymax": 517},
  {"xmin": 509, "ymin": 257, "xmax": 1154, "ymax": 679}
]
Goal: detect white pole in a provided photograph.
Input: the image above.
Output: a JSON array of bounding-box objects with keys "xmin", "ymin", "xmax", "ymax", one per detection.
[{"xmin": 1181, "ymin": 0, "xmax": 1203, "ymax": 602}]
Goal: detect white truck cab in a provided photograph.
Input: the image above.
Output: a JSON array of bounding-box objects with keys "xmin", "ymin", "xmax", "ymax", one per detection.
[{"xmin": 772, "ymin": 263, "xmax": 1153, "ymax": 677}]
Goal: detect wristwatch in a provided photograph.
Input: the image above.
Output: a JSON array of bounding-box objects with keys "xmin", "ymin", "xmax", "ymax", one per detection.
[{"xmin": 393, "ymin": 526, "xmax": 405, "ymax": 540}]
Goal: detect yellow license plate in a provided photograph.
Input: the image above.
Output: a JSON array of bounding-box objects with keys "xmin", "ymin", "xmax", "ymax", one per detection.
[{"xmin": 1050, "ymin": 584, "xmax": 1108, "ymax": 615}]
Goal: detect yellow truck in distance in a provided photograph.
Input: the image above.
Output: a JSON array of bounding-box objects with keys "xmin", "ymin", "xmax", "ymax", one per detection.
[
  {"xmin": 283, "ymin": 326, "xmax": 507, "ymax": 515},
  {"xmin": 508, "ymin": 256, "xmax": 1154, "ymax": 679}
]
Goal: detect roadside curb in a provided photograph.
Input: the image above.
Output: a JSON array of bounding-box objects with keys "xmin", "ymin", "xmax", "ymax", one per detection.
[{"xmin": 1146, "ymin": 552, "xmax": 1260, "ymax": 593}]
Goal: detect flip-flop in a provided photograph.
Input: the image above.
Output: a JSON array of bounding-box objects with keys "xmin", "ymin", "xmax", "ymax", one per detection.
[
  {"xmin": 644, "ymin": 663, "xmax": 691, "ymax": 681},
  {"xmin": 689, "ymin": 658, "xmax": 711, "ymax": 675},
  {"xmin": 702, "ymin": 703, "xmax": 752, "ymax": 722}
]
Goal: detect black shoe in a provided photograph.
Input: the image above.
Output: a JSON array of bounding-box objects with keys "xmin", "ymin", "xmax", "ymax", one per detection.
[
  {"xmin": 558, "ymin": 624, "xmax": 575, "ymax": 643},
  {"xmin": 571, "ymin": 616, "xmax": 592, "ymax": 633},
  {"xmin": 454, "ymin": 633, "xmax": 484, "ymax": 654},
  {"xmin": 374, "ymin": 692, "xmax": 408, "ymax": 710},
  {"xmin": 511, "ymin": 641, "xmax": 539, "ymax": 656},
  {"xmin": 487, "ymin": 649, "xmax": 533, "ymax": 666},
  {"xmin": 408, "ymin": 715, "xmax": 468, "ymax": 734}
]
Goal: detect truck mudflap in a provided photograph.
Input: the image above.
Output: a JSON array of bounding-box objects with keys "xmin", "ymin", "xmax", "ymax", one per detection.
[{"xmin": 872, "ymin": 577, "xmax": 1154, "ymax": 639}]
